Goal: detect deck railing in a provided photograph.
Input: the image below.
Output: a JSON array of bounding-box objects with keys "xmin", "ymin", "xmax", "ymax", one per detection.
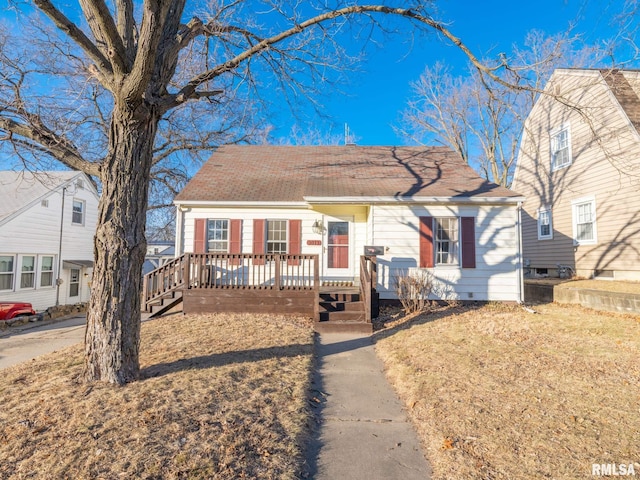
[
  {"xmin": 187, "ymin": 253, "xmax": 319, "ymax": 290},
  {"xmin": 143, "ymin": 254, "xmax": 189, "ymax": 308},
  {"xmin": 143, "ymin": 253, "xmax": 320, "ymax": 309}
]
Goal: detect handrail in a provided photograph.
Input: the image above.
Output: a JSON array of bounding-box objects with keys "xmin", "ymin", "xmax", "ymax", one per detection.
[
  {"xmin": 142, "ymin": 253, "xmax": 189, "ymax": 310},
  {"xmin": 360, "ymin": 256, "xmax": 372, "ymax": 323},
  {"xmin": 360, "ymin": 255, "xmax": 379, "ymax": 323}
]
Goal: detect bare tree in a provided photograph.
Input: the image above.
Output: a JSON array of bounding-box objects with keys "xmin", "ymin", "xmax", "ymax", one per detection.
[
  {"xmin": 0, "ymin": 0, "xmax": 519, "ymax": 384},
  {"xmin": 399, "ymin": 31, "xmax": 610, "ymax": 187}
]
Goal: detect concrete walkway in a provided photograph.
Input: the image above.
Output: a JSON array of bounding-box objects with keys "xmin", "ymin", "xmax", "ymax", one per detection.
[{"xmin": 306, "ymin": 333, "xmax": 431, "ymax": 479}]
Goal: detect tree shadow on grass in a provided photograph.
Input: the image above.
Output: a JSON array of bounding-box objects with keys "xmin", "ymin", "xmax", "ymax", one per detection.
[
  {"xmin": 140, "ymin": 343, "xmax": 314, "ymax": 379},
  {"xmin": 372, "ymin": 302, "xmax": 489, "ymax": 342}
]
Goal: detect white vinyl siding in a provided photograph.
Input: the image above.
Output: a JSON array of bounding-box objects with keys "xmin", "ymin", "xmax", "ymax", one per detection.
[
  {"xmin": 0, "ymin": 174, "xmax": 97, "ymax": 309},
  {"xmin": 550, "ymin": 124, "xmax": 571, "ymax": 171},
  {"xmin": 371, "ymin": 204, "xmax": 520, "ymax": 302},
  {"xmin": 537, "ymin": 207, "xmax": 553, "ymax": 240}
]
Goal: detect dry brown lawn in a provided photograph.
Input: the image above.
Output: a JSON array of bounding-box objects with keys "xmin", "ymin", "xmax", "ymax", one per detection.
[
  {"xmin": 375, "ymin": 303, "xmax": 640, "ymax": 480},
  {"xmin": 0, "ymin": 313, "xmax": 315, "ymax": 480}
]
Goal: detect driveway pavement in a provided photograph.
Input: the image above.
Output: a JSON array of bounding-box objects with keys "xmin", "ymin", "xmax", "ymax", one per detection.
[{"xmin": 0, "ymin": 315, "xmax": 86, "ymax": 370}]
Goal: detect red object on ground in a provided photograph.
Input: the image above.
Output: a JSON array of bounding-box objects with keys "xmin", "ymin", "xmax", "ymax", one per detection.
[{"xmin": 0, "ymin": 302, "xmax": 36, "ymax": 320}]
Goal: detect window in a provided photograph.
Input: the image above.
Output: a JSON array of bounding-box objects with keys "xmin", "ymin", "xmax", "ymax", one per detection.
[
  {"xmin": 207, "ymin": 219, "xmax": 229, "ymax": 252},
  {"xmin": 551, "ymin": 124, "xmax": 571, "ymax": 170},
  {"xmin": 537, "ymin": 207, "xmax": 553, "ymax": 240},
  {"xmin": 434, "ymin": 217, "xmax": 459, "ymax": 265},
  {"xmin": 572, "ymin": 197, "xmax": 597, "ymax": 245},
  {"xmin": 72, "ymin": 199, "xmax": 84, "ymax": 225},
  {"xmin": 69, "ymin": 269, "xmax": 80, "ymax": 297},
  {"xmin": 40, "ymin": 256, "xmax": 54, "ymax": 287},
  {"xmin": 266, "ymin": 220, "xmax": 287, "ymax": 254},
  {"xmin": 0, "ymin": 255, "xmax": 14, "ymax": 291},
  {"xmin": 20, "ymin": 255, "xmax": 35, "ymax": 289}
]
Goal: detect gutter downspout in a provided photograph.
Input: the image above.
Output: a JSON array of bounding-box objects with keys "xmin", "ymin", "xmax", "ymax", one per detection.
[
  {"xmin": 55, "ymin": 186, "xmax": 66, "ymax": 306},
  {"xmin": 516, "ymin": 201, "xmax": 524, "ymax": 303},
  {"xmin": 175, "ymin": 204, "xmax": 184, "ymax": 256}
]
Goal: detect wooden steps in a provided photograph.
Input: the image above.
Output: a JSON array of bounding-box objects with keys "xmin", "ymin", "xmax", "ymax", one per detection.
[
  {"xmin": 146, "ymin": 291, "xmax": 183, "ymax": 318},
  {"xmin": 314, "ymin": 287, "xmax": 373, "ymax": 334}
]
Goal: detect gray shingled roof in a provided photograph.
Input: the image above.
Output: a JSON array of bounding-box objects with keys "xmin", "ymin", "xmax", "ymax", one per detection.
[
  {"xmin": 175, "ymin": 145, "xmax": 521, "ymax": 203},
  {"xmin": 600, "ymin": 69, "xmax": 640, "ymax": 132},
  {"xmin": 0, "ymin": 171, "xmax": 81, "ymax": 222}
]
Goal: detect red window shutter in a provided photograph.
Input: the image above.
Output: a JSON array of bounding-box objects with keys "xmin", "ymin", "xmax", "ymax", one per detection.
[
  {"xmin": 419, "ymin": 216, "xmax": 434, "ymax": 268},
  {"xmin": 229, "ymin": 219, "xmax": 242, "ymax": 265},
  {"xmin": 194, "ymin": 219, "xmax": 207, "ymax": 253},
  {"xmin": 253, "ymin": 219, "xmax": 265, "ymax": 265},
  {"xmin": 288, "ymin": 219, "xmax": 302, "ymax": 266},
  {"xmin": 461, "ymin": 217, "xmax": 476, "ymax": 268}
]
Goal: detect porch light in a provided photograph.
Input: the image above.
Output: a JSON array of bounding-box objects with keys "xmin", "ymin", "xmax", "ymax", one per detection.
[{"xmin": 312, "ymin": 219, "xmax": 325, "ymax": 234}]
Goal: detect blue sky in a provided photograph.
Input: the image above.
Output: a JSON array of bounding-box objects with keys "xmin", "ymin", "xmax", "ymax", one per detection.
[
  {"xmin": 277, "ymin": 0, "xmax": 626, "ymax": 145},
  {"xmin": 0, "ymin": 0, "xmax": 629, "ymax": 153}
]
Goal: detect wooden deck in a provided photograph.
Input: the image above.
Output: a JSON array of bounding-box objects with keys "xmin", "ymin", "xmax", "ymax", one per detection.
[{"xmin": 143, "ymin": 253, "xmax": 378, "ymax": 332}]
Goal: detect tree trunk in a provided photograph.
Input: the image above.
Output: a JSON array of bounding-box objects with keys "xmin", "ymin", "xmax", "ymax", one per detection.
[{"xmin": 83, "ymin": 103, "xmax": 159, "ymax": 384}]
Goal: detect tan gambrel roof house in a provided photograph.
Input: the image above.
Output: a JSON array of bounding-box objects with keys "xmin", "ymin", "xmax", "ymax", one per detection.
[{"xmin": 512, "ymin": 68, "xmax": 640, "ymax": 281}]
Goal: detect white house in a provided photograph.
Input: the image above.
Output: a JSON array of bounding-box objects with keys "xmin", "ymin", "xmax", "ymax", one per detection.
[
  {"xmin": 0, "ymin": 171, "xmax": 99, "ymax": 310},
  {"xmin": 173, "ymin": 145, "xmax": 525, "ymax": 303}
]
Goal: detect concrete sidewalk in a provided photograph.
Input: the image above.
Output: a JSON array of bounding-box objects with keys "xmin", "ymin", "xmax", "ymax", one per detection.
[{"xmin": 306, "ymin": 333, "xmax": 431, "ymax": 480}]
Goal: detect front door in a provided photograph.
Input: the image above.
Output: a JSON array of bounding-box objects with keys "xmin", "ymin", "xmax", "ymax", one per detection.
[{"xmin": 323, "ymin": 216, "xmax": 353, "ymax": 280}]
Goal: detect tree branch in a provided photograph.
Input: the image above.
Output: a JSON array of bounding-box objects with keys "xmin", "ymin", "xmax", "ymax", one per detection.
[
  {"xmin": 166, "ymin": 5, "xmax": 523, "ymax": 110},
  {"xmin": 32, "ymin": 0, "xmax": 114, "ymax": 84},
  {"xmin": 0, "ymin": 117, "xmax": 101, "ymax": 176},
  {"xmin": 79, "ymin": 0, "xmax": 130, "ymax": 74}
]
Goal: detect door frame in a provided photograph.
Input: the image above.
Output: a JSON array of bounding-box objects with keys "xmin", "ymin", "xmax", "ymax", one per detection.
[{"xmin": 322, "ymin": 215, "xmax": 354, "ymax": 280}]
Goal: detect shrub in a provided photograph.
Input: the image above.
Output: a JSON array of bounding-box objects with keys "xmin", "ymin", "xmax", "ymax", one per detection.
[{"xmin": 394, "ymin": 270, "xmax": 434, "ymax": 314}]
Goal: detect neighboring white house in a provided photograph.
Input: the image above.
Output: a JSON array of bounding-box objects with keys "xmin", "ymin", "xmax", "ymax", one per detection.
[
  {"xmin": 174, "ymin": 145, "xmax": 525, "ymax": 302},
  {"xmin": 0, "ymin": 171, "xmax": 99, "ymax": 310},
  {"xmin": 143, "ymin": 241, "xmax": 175, "ymax": 275}
]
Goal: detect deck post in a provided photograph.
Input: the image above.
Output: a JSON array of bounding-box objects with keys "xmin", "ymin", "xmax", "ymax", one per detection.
[
  {"xmin": 275, "ymin": 255, "xmax": 281, "ymax": 290},
  {"xmin": 313, "ymin": 255, "xmax": 320, "ymax": 322},
  {"xmin": 142, "ymin": 273, "xmax": 149, "ymax": 312},
  {"xmin": 370, "ymin": 256, "xmax": 379, "ymax": 318},
  {"xmin": 183, "ymin": 253, "xmax": 191, "ymax": 288}
]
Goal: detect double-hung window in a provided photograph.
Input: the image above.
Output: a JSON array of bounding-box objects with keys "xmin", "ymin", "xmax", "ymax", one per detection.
[
  {"xmin": 551, "ymin": 124, "xmax": 571, "ymax": 171},
  {"xmin": 266, "ymin": 220, "xmax": 287, "ymax": 254},
  {"xmin": 40, "ymin": 256, "xmax": 55, "ymax": 287},
  {"xmin": 572, "ymin": 197, "xmax": 597, "ymax": 245},
  {"xmin": 72, "ymin": 199, "xmax": 85, "ymax": 225},
  {"xmin": 0, "ymin": 255, "xmax": 14, "ymax": 291},
  {"xmin": 434, "ymin": 217, "xmax": 459, "ymax": 265},
  {"xmin": 207, "ymin": 219, "xmax": 229, "ymax": 252},
  {"xmin": 20, "ymin": 255, "xmax": 36, "ymax": 289},
  {"xmin": 537, "ymin": 207, "xmax": 553, "ymax": 240}
]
